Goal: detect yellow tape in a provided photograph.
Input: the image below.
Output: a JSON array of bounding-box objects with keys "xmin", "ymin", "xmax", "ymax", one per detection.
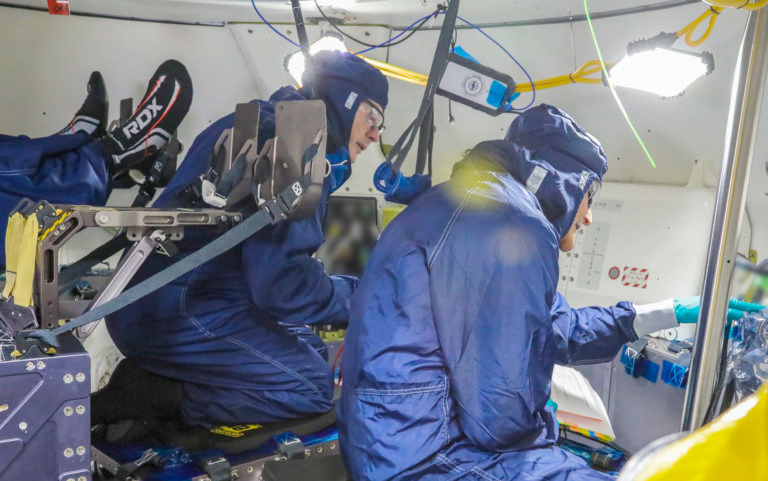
[
  {"xmin": 210, "ymin": 424, "xmax": 263, "ymax": 438},
  {"xmin": 39, "ymin": 210, "xmax": 69, "ymax": 241},
  {"xmin": 13, "ymin": 214, "xmax": 39, "ymax": 307},
  {"xmin": 562, "ymin": 424, "xmax": 614, "ymax": 443},
  {"xmin": 2, "ymin": 212, "xmax": 25, "ymax": 299}
]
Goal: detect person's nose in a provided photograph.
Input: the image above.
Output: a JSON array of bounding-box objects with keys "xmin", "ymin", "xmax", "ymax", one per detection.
[
  {"xmin": 583, "ymin": 208, "xmax": 593, "ymax": 226},
  {"xmin": 367, "ymin": 127, "xmax": 381, "ymax": 143}
]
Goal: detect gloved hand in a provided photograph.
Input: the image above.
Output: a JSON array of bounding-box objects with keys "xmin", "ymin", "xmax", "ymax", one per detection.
[
  {"xmin": 373, "ymin": 162, "xmax": 431, "ymax": 205},
  {"xmin": 546, "ymin": 398, "xmax": 558, "ymax": 414},
  {"xmin": 634, "ymin": 296, "xmax": 764, "ymax": 338},
  {"xmin": 673, "ymin": 296, "xmax": 764, "ymax": 324}
]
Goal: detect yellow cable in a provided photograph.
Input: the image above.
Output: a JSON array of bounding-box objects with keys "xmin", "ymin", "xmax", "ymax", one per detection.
[
  {"xmin": 676, "ymin": 0, "xmax": 767, "ymax": 48},
  {"xmin": 519, "ymin": 60, "xmax": 608, "ymax": 92},
  {"xmin": 381, "ymin": 71, "xmax": 428, "ymax": 86},
  {"xmin": 360, "ymin": 56, "xmax": 427, "ymax": 80},
  {"xmin": 363, "ymin": 53, "xmax": 610, "ymax": 94},
  {"xmin": 677, "ymin": 7, "xmax": 723, "ymax": 47},
  {"xmin": 704, "ymin": 0, "xmax": 768, "ymax": 10}
]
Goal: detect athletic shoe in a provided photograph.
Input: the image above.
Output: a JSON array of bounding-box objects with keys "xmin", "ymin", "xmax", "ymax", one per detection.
[
  {"xmin": 99, "ymin": 59, "xmax": 192, "ymax": 176},
  {"xmin": 56, "ymin": 71, "xmax": 108, "ymax": 137}
]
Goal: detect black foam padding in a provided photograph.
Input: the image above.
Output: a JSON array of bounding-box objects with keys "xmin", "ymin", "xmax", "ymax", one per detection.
[
  {"xmin": 262, "ymin": 454, "xmax": 349, "ymax": 481},
  {"xmin": 150, "ymin": 408, "xmax": 337, "ymax": 454}
]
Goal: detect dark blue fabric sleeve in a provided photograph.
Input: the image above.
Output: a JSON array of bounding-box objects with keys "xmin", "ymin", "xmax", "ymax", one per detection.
[
  {"xmin": 550, "ymin": 293, "xmax": 638, "ymax": 366},
  {"xmin": 431, "ymin": 211, "xmax": 560, "ymax": 451},
  {"xmin": 242, "ymin": 202, "xmax": 356, "ymax": 326}
]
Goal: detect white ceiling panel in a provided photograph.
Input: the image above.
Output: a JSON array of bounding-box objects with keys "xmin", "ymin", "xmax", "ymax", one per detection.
[{"xmin": 0, "ymin": 0, "xmax": 702, "ymax": 26}]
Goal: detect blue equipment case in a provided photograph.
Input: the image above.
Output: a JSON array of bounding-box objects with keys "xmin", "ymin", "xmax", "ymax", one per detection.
[{"xmin": 0, "ymin": 332, "xmax": 91, "ymax": 481}]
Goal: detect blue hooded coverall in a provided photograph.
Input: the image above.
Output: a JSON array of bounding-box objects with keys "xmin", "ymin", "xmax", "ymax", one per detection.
[
  {"xmin": 0, "ymin": 133, "xmax": 111, "ymax": 266},
  {"xmin": 338, "ymin": 105, "xmax": 639, "ymax": 481},
  {"xmin": 108, "ymin": 52, "xmax": 389, "ymax": 426}
]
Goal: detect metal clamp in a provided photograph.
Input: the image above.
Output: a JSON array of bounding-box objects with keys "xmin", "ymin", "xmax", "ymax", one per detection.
[
  {"xmin": 275, "ymin": 432, "xmax": 306, "ymax": 460},
  {"xmin": 199, "ymin": 456, "xmax": 232, "ymax": 481},
  {"xmin": 621, "ymin": 339, "xmax": 649, "ymax": 378}
]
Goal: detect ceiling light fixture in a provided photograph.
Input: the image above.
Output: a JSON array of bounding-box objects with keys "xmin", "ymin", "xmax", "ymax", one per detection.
[{"xmin": 609, "ymin": 32, "xmax": 715, "ymax": 98}]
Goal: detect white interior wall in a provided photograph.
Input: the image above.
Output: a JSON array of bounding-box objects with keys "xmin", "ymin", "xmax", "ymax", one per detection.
[
  {"xmin": 0, "ymin": 0, "xmax": 699, "ymax": 29},
  {"xmin": 0, "ymin": 10, "xmax": 260, "ymax": 143},
  {"xmin": 0, "ymin": 4, "xmax": 758, "ymax": 186},
  {"xmin": 1, "ymin": 3, "xmax": 767, "ymax": 277},
  {"xmin": 560, "ymin": 181, "xmax": 716, "ymax": 340}
]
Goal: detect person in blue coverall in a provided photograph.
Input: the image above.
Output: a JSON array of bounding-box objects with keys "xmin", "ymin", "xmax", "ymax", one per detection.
[
  {"xmin": 0, "ymin": 60, "xmax": 193, "ymax": 266},
  {"xmin": 99, "ymin": 51, "xmax": 389, "ymax": 427},
  {"xmin": 338, "ymin": 104, "xmax": 762, "ymax": 481}
]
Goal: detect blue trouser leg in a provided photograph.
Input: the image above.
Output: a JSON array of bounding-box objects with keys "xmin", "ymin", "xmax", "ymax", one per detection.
[
  {"xmin": 0, "ymin": 133, "xmax": 111, "ymax": 266},
  {"xmin": 177, "ymin": 325, "xmax": 333, "ymax": 427},
  {"xmin": 407, "ymin": 443, "xmax": 616, "ymax": 481},
  {"xmin": 109, "ymin": 306, "xmax": 334, "ymax": 427}
]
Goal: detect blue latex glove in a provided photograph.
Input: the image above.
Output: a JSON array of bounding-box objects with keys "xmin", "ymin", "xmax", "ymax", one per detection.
[
  {"xmin": 673, "ymin": 296, "xmax": 764, "ymax": 324},
  {"xmin": 546, "ymin": 398, "xmax": 558, "ymax": 413}
]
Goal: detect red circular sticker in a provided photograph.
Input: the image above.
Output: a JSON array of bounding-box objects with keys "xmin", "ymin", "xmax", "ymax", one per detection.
[{"xmin": 608, "ymin": 267, "xmax": 620, "ymax": 280}]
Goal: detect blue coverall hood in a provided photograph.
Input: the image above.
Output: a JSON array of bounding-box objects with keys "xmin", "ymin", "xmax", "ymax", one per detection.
[
  {"xmin": 300, "ymin": 51, "xmax": 389, "ymax": 152},
  {"xmin": 451, "ymin": 104, "xmax": 607, "ymax": 239}
]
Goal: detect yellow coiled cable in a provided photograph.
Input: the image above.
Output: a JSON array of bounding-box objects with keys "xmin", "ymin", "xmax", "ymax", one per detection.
[{"xmin": 360, "ymin": 55, "xmax": 607, "ymax": 92}]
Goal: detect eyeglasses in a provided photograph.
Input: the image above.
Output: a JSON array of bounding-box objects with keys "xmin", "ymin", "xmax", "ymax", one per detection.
[
  {"xmin": 361, "ymin": 100, "xmax": 385, "ymax": 133},
  {"xmin": 587, "ymin": 179, "xmax": 601, "ymax": 208}
]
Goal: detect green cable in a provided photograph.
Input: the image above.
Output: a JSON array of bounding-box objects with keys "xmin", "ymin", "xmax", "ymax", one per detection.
[{"xmin": 583, "ymin": 0, "xmax": 657, "ymax": 168}]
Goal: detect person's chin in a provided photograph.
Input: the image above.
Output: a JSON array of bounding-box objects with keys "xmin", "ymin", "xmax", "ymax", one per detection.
[{"xmin": 348, "ymin": 144, "xmax": 361, "ymax": 161}]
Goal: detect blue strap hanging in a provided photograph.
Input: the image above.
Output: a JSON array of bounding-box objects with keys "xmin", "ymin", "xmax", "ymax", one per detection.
[{"xmin": 373, "ymin": 0, "xmax": 459, "ymax": 205}]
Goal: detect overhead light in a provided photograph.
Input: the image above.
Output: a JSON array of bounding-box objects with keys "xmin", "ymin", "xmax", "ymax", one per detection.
[
  {"xmin": 285, "ymin": 33, "xmax": 348, "ymax": 86},
  {"xmin": 609, "ymin": 32, "xmax": 715, "ymax": 98}
]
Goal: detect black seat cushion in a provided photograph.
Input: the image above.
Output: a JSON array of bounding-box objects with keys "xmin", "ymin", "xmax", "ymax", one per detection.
[
  {"xmin": 262, "ymin": 454, "xmax": 349, "ymax": 481},
  {"xmin": 148, "ymin": 408, "xmax": 337, "ymax": 454}
]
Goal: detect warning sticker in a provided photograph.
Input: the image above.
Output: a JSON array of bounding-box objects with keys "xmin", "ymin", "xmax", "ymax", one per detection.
[
  {"xmin": 608, "ymin": 266, "xmax": 621, "ymax": 280},
  {"xmin": 210, "ymin": 424, "xmax": 263, "ymax": 438},
  {"xmin": 47, "ymin": 0, "xmax": 70, "ymax": 15},
  {"xmin": 621, "ymin": 267, "xmax": 649, "ymax": 289}
]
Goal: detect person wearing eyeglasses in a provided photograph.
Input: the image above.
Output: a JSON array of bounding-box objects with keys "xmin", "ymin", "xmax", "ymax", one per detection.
[
  {"xmin": 96, "ymin": 51, "xmax": 389, "ymax": 431},
  {"xmin": 337, "ymin": 104, "xmax": 762, "ymax": 481}
]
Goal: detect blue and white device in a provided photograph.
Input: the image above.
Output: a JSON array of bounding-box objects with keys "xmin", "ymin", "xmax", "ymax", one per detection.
[{"xmin": 437, "ymin": 52, "xmax": 516, "ymax": 116}]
